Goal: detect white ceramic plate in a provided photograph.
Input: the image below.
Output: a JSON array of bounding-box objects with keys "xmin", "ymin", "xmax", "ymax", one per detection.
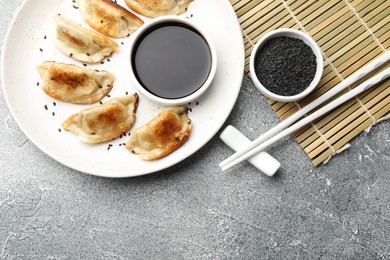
[{"xmin": 1, "ymin": 0, "xmax": 244, "ymax": 177}]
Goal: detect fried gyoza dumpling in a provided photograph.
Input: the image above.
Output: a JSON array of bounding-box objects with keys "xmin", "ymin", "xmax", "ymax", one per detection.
[
  {"xmin": 76, "ymin": 0, "xmax": 144, "ymax": 38},
  {"xmin": 124, "ymin": 0, "xmax": 192, "ymax": 18},
  {"xmin": 37, "ymin": 61, "xmax": 115, "ymax": 104},
  {"xmin": 52, "ymin": 14, "xmax": 118, "ymax": 63},
  {"xmin": 62, "ymin": 95, "xmax": 139, "ymax": 143},
  {"xmin": 125, "ymin": 106, "xmax": 191, "ymax": 160}
]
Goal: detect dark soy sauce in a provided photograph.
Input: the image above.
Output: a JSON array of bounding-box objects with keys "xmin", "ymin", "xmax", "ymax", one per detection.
[{"xmin": 132, "ymin": 22, "xmax": 212, "ymax": 99}]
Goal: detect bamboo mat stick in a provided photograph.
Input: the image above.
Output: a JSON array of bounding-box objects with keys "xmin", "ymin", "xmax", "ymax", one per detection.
[
  {"xmin": 327, "ymin": 32, "xmax": 372, "ymax": 63},
  {"xmin": 236, "ymin": 0, "xmax": 267, "ymax": 17},
  {"xmin": 314, "ymin": 15, "xmax": 356, "ymax": 45},
  {"xmin": 321, "ymin": 23, "xmax": 362, "ymax": 52},
  {"xmin": 233, "ymin": 0, "xmax": 260, "ymax": 14},
  {"xmin": 312, "ymin": 103, "xmax": 390, "ymax": 165},
  {"xmin": 325, "ymin": 27, "xmax": 366, "ymax": 57},
  {"xmin": 360, "ymin": 1, "xmax": 390, "ymax": 22},
  {"xmin": 297, "ymin": 81, "xmax": 389, "ymax": 146},
  {"xmin": 371, "ymin": 17, "xmax": 390, "ymax": 37},
  {"xmin": 340, "ymin": 52, "xmax": 384, "ymax": 79},
  {"xmin": 239, "ymin": 0, "xmax": 275, "ymax": 25},
  {"xmin": 288, "ymin": 0, "xmax": 308, "ymax": 11},
  {"xmin": 375, "ymin": 25, "xmax": 389, "ymax": 39},
  {"xmin": 309, "ymin": 3, "xmax": 358, "ymax": 36},
  {"xmin": 309, "ymin": 105, "xmax": 389, "ymax": 160},
  {"xmin": 338, "ymin": 43, "xmax": 381, "ymax": 73},
  {"xmin": 333, "ymin": 38, "xmax": 377, "ymax": 69},
  {"xmin": 245, "ymin": 6, "xmax": 286, "ymax": 37},
  {"xmin": 367, "ymin": 10, "xmax": 390, "ymax": 28},
  {"xmin": 291, "ymin": 0, "xmax": 316, "ymax": 17},
  {"xmin": 305, "ymin": 89, "xmax": 390, "ymax": 155},
  {"xmin": 303, "ymin": 2, "xmax": 346, "ymax": 31},
  {"xmin": 354, "ymin": 0, "xmax": 385, "ymax": 14}
]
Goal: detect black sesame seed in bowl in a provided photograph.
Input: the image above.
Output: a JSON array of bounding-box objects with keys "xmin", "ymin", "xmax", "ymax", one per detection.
[{"xmin": 249, "ymin": 28, "xmax": 323, "ymax": 103}]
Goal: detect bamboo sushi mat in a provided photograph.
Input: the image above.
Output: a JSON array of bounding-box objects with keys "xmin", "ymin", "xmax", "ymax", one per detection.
[{"xmin": 230, "ymin": 0, "xmax": 390, "ymax": 166}]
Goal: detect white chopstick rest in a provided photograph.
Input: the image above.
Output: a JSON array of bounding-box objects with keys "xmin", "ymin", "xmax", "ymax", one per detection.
[{"xmin": 220, "ymin": 125, "xmax": 281, "ymax": 176}]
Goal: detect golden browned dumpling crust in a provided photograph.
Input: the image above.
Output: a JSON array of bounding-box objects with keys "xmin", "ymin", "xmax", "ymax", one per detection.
[
  {"xmin": 77, "ymin": 0, "xmax": 144, "ymax": 38},
  {"xmin": 124, "ymin": 0, "xmax": 192, "ymax": 18},
  {"xmin": 37, "ymin": 61, "xmax": 115, "ymax": 104},
  {"xmin": 62, "ymin": 95, "xmax": 139, "ymax": 143},
  {"xmin": 52, "ymin": 14, "xmax": 119, "ymax": 63},
  {"xmin": 125, "ymin": 106, "xmax": 191, "ymax": 160}
]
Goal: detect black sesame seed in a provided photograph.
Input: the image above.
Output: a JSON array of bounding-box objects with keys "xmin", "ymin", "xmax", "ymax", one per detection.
[
  {"xmin": 86, "ymin": 53, "xmax": 90, "ymax": 56},
  {"xmin": 125, "ymin": 91, "xmax": 128, "ymax": 95},
  {"xmin": 254, "ymin": 36, "xmax": 317, "ymax": 96},
  {"xmin": 175, "ymin": 136, "xmax": 180, "ymax": 141},
  {"xmin": 53, "ymin": 102, "xmax": 56, "ymax": 106},
  {"xmin": 131, "ymin": 150, "xmax": 135, "ymax": 153},
  {"xmin": 58, "ymin": 128, "xmax": 62, "ymax": 132},
  {"xmin": 107, "ymin": 95, "xmax": 111, "ymax": 97},
  {"xmin": 69, "ymin": 53, "xmax": 73, "ymax": 57},
  {"xmin": 107, "ymin": 147, "xmax": 111, "ymax": 151},
  {"xmin": 100, "ymin": 61, "xmax": 104, "ymax": 64},
  {"xmin": 127, "ymin": 34, "xmax": 130, "ymax": 37},
  {"xmin": 39, "ymin": 48, "xmax": 43, "ymax": 52},
  {"xmin": 99, "ymin": 85, "xmax": 103, "ymax": 89},
  {"xmin": 107, "ymin": 58, "xmax": 111, "ymax": 62},
  {"xmin": 121, "ymin": 42, "xmax": 124, "ymax": 45},
  {"xmin": 37, "ymin": 82, "xmax": 40, "ymax": 86},
  {"xmin": 189, "ymin": 108, "xmax": 192, "ymax": 112},
  {"xmin": 52, "ymin": 112, "xmax": 55, "ymax": 116},
  {"xmin": 123, "ymin": 143, "xmax": 126, "ymax": 146},
  {"xmin": 99, "ymin": 101, "xmax": 103, "ymax": 104},
  {"xmin": 196, "ymin": 101, "xmax": 199, "ymax": 105},
  {"xmin": 44, "ymin": 35, "xmax": 47, "ymax": 40},
  {"xmin": 100, "ymin": 20, "xmax": 104, "ymax": 23},
  {"xmin": 109, "ymin": 144, "xmax": 113, "ymax": 147},
  {"xmin": 73, "ymin": 5, "xmax": 78, "ymax": 9},
  {"xmin": 44, "ymin": 105, "xmax": 48, "ymax": 110},
  {"xmin": 83, "ymin": 64, "xmax": 87, "ymax": 67}
]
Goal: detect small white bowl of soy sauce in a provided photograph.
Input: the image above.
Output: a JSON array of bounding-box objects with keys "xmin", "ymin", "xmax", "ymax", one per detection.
[
  {"xmin": 127, "ymin": 15, "xmax": 217, "ymax": 106},
  {"xmin": 249, "ymin": 28, "xmax": 323, "ymax": 103}
]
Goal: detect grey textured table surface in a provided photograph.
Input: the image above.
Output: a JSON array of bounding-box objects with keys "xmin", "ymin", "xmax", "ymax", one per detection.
[{"xmin": 1, "ymin": 1, "xmax": 390, "ymax": 259}]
